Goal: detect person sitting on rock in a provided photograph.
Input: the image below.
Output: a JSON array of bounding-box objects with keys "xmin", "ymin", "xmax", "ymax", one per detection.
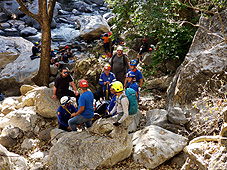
[
  {"xmin": 50, "ymin": 49, "xmax": 56, "ymax": 64},
  {"xmin": 109, "ymin": 81, "xmax": 130, "ymax": 128},
  {"xmin": 124, "ymin": 60, "xmax": 143, "ymax": 89},
  {"xmin": 53, "ymin": 67, "xmax": 79, "ymax": 103},
  {"xmin": 99, "ymin": 64, "xmax": 116, "ymax": 100},
  {"xmin": 57, "ymin": 96, "xmax": 78, "ymax": 131},
  {"xmin": 107, "ymin": 86, "xmax": 117, "ymax": 116},
  {"xmin": 31, "ymin": 42, "xmax": 41, "ymax": 60},
  {"xmin": 68, "ymin": 79, "xmax": 94, "ymax": 131},
  {"xmin": 126, "ymin": 71, "xmax": 139, "ymax": 101}
]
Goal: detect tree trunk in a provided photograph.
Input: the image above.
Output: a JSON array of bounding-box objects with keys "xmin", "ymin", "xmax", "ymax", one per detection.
[{"xmin": 32, "ymin": 21, "xmax": 51, "ymax": 87}]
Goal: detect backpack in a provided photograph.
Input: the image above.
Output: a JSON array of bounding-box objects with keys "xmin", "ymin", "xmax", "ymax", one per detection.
[{"xmin": 121, "ymin": 88, "xmax": 138, "ymax": 115}]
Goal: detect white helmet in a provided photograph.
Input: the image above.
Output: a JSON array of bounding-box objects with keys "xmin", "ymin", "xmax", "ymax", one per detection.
[
  {"xmin": 60, "ymin": 96, "xmax": 71, "ymax": 106},
  {"xmin": 117, "ymin": 46, "xmax": 123, "ymax": 51}
]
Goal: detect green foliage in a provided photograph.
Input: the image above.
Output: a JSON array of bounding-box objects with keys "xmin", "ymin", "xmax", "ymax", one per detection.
[{"xmin": 107, "ymin": 0, "xmax": 198, "ymax": 71}]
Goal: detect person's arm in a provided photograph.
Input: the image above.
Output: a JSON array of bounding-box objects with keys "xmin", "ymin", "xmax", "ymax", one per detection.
[
  {"xmin": 71, "ymin": 106, "xmax": 85, "ymax": 117},
  {"xmin": 118, "ymin": 97, "xmax": 129, "ymax": 123},
  {"xmin": 139, "ymin": 78, "xmax": 143, "ymax": 88},
  {"xmin": 57, "ymin": 113, "xmax": 69, "ymax": 128},
  {"xmin": 110, "ymin": 104, "xmax": 117, "ymax": 115},
  {"xmin": 70, "ymin": 81, "xmax": 79, "ymax": 96},
  {"xmin": 99, "ymin": 74, "xmax": 105, "ymax": 86},
  {"xmin": 53, "ymin": 86, "xmax": 58, "ymax": 99}
]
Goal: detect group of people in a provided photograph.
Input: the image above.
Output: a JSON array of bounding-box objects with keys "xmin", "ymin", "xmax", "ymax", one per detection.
[
  {"xmin": 31, "ymin": 43, "xmax": 75, "ymax": 69},
  {"xmin": 54, "ymin": 45, "xmax": 144, "ymax": 132}
]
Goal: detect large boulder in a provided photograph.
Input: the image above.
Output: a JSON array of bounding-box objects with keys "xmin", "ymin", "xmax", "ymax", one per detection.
[
  {"xmin": 132, "ymin": 125, "xmax": 188, "ymax": 169},
  {"xmin": 0, "ymin": 144, "xmax": 28, "ymax": 170},
  {"xmin": 1, "ymin": 0, "xmax": 24, "ymax": 17},
  {"xmin": 167, "ymin": 9, "xmax": 227, "ymax": 109},
  {"xmin": 146, "ymin": 75, "xmax": 173, "ymax": 91},
  {"xmin": 48, "ymin": 118, "xmax": 132, "ymax": 169},
  {"xmin": 0, "ymin": 36, "xmax": 38, "ymax": 96},
  {"xmin": 77, "ymin": 15, "xmax": 110, "ymax": 41},
  {"xmin": 73, "ymin": 57, "xmax": 102, "ymax": 91}
]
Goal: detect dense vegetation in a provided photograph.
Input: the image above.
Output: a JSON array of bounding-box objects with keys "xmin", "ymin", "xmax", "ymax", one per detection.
[{"xmin": 107, "ymin": 0, "xmax": 226, "ymax": 74}]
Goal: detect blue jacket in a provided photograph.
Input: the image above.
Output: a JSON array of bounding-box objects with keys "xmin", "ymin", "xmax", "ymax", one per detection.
[
  {"xmin": 127, "ymin": 68, "xmax": 143, "ymax": 84},
  {"xmin": 57, "ymin": 104, "xmax": 78, "ymax": 128},
  {"xmin": 107, "ymin": 94, "xmax": 117, "ymax": 116},
  {"xmin": 127, "ymin": 82, "xmax": 139, "ymax": 101},
  {"xmin": 99, "ymin": 72, "xmax": 116, "ymax": 91}
]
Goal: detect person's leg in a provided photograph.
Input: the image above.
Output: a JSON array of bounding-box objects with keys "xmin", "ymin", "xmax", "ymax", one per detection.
[
  {"xmin": 68, "ymin": 114, "xmax": 89, "ymax": 131},
  {"xmin": 59, "ymin": 124, "xmax": 68, "ymax": 131},
  {"xmin": 84, "ymin": 119, "xmax": 92, "ymax": 128}
]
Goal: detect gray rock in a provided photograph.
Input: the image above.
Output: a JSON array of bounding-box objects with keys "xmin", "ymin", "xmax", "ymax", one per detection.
[
  {"xmin": 167, "ymin": 9, "xmax": 227, "ymax": 109},
  {"xmin": 167, "ymin": 107, "xmax": 190, "ymax": 125},
  {"xmin": 34, "ymin": 87, "xmax": 59, "ymax": 118},
  {"xmin": 20, "ymin": 27, "xmax": 38, "ymax": 37},
  {"xmin": 89, "ymin": 0, "xmax": 104, "ymax": 6},
  {"xmin": 50, "ymin": 65, "xmax": 58, "ymax": 76},
  {"xmin": 49, "ymin": 118, "xmax": 132, "ymax": 169},
  {"xmin": 73, "ymin": 1, "xmax": 93, "ymax": 13},
  {"xmin": 77, "ymin": 15, "xmax": 110, "ymax": 41},
  {"xmin": 1, "ymin": 0, "xmax": 24, "ymax": 17},
  {"xmin": 0, "ymin": 12, "xmax": 8, "ymax": 23},
  {"xmin": 146, "ymin": 75, "xmax": 173, "ymax": 90},
  {"xmin": 132, "ymin": 125, "xmax": 188, "ymax": 169},
  {"xmin": 58, "ymin": 10, "xmax": 70, "ymax": 15},
  {"xmin": 1, "ymin": 125, "xmax": 22, "ymax": 139},
  {"xmin": 38, "ymin": 127, "xmax": 54, "ymax": 141},
  {"xmin": 0, "ymin": 135, "xmax": 16, "ymax": 148},
  {"xmin": 3, "ymin": 28, "xmax": 18, "ymax": 36},
  {"xmin": 17, "ymin": 24, "xmax": 25, "ymax": 31},
  {"xmin": 0, "ymin": 36, "xmax": 39, "ymax": 95},
  {"xmin": 8, "ymin": 20, "xmax": 25, "ymax": 28},
  {"xmin": 146, "ymin": 109, "xmax": 168, "ymax": 126},
  {"xmin": 72, "ymin": 9, "xmax": 81, "ymax": 16},
  {"xmin": 1, "ymin": 22, "xmax": 11, "ymax": 30},
  {"xmin": 21, "ymin": 138, "xmax": 39, "ymax": 150},
  {"xmin": 142, "ymin": 52, "xmax": 153, "ymax": 65},
  {"xmin": 0, "ymin": 145, "xmax": 28, "ymax": 170},
  {"xmin": 0, "ymin": 30, "xmax": 5, "ymax": 36},
  {"xmin": 127, "ymin": 49, "xmax": 137, "ymax": 60}
]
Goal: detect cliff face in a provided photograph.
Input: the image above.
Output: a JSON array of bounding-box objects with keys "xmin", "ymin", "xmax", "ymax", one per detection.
[{"xmin": 166, "ymin": 9, "xmax": 227, "ymax": 109}]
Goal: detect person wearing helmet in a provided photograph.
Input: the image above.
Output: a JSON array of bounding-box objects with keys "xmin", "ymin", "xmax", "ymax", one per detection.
[
  {"xmin": 68, "ymin": 79, "xmax": 94, "ymax": 131},
  {"xmin": 109, "ymin": 81, "xmax": 130, "ymax": 128},
  {"xmin": 102, "ymin": 33, "xmax": 110, "ymax": 54},
  {"xmin": 110, "ymin": 46, "xmax": 129, "ymax": 85},
  {"xmin": 126, "ymin": 71, "xmax": 139, "ymax": 101},
  {"xmin": 31, "ymin": 41, "xmax": 41, "ymax": 60},
  {"xmin": 124, "ymin": 59, "xmax": 143, "ymax": 89},
  {"xmin": 53, "ymin": 67, "xmax": 80, "ymax": 103},
  {"xmin": 56, "ymin": 96, "xmax": 78, "ymax": 131},
  {"xmin": 137, "ymin": 38, "xmax": 148, "ymax": 62},
  {"xmin": 99, "ymin": 64, "xmax": 116, "ymax": 100}
]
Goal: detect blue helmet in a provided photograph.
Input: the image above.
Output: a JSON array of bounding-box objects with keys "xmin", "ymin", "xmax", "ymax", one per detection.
[
  {"xmin": 129, "ymin": 60, "xmax": 137, "ymax": 66},
  {"xmin": 126, "ymin": 71, "xmax": 135, "ymax": 78}
]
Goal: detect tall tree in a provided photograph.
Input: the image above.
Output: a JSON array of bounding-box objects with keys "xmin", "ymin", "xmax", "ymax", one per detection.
[{"xmin": 16, "ymin": 0, "xmax": 56, "ymax": 86}]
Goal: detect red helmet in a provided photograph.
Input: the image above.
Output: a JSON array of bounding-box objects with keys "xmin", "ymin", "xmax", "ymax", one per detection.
[
  {"xmin": 143, "ymin": 38, "xmax": 146, "ymax": 42},
  {"xmin": 65, "ymin": 46, "xmax": 69, "ymax": 49},
  {"xmin": 79, "ymin": 79, "xmax": 89, "ymax": 88},
  {"xmin": 104, "ymin": 64, "xmax": 111, "ymax": 70}
]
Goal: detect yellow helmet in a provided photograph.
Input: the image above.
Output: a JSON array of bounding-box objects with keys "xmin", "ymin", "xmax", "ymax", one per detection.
[{"xmin": 111, "ymin": 81, "xmax": 123, "ymax": 92}]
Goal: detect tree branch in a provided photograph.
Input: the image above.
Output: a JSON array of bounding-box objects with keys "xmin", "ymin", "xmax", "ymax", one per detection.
[
  {"xmin": 16, "ymin": 0, "xmax": 39, "ymax": 21},
  {"xmin": 179, "ymin": 20, "xmax": 225, "ymax": 41},
  {"xmin": 48, "ymin": 0, "xmax": 56, "ymax": 23}
]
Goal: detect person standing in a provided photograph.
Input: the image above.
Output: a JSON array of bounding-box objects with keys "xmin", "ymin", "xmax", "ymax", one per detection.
[
  {"xmin": 56, "ymin": 96, "xmax": 78, "ymax": 131},
  {"xmin": 126, "ymin": 71, "xmax": 139, "ymax": 101},
  {"xmin": 124, "ymin": 60, "xmax": 143, "ymax": 89},
  {"xmin": 53, "ymin": 67, "xmax": 79, "ymax": 102},
  {"xmin": 102, "ymin": 33, "xmax": 110, "ymax": 54},
  {"xmin": 109, "ymin": 81, "xmax": 130, "ymax": 128},
  {"xmin": 68, "ymin": 79, "xmax": 94, "ymax": 131},
  {"xmin": 137, "ymin": 38, "xmax": 148, "ymax": 61},
  {"xmin": 110, "ymin": 46, "xmax": 129, "ymax": 85},
  {"xmin": 99, "ymin": 64, "xmax": 116, "ymax": 100}
]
